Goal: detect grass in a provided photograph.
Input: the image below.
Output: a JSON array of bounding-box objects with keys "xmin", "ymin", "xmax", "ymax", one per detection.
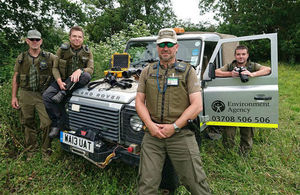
[{"xmin": 1, "ymin": 63, "xmax": 299, "ymax": 194}]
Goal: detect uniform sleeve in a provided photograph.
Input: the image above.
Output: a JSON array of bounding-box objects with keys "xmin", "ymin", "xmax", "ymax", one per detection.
[
  {"xmin": 84, "ymin": 50, "xmax": 94, "ymax": 75},
  {"xmin": 50, "ymin": 53, "xmax": 57, "ymax": 70},
  {"xmin": 187, "ymin": 67, "xmax": 201, "ymax": 94},
  {"xmin": 53, "ymin": 49, "xmax": 62, "ymax": 80},
  {"xmin": 219, "ymin": 63, "xmax": 230, "ymax": 71},
  {"xmin": 137, "ymin": 66, "xmax": 149, "ymax": 93},
  {"xmin": 253, "ymin": 62, "xmax": 262, "ymax": 71},
  {"xmin": 14, "ymin": 54, "xmax": 23, "ymax": 73}
]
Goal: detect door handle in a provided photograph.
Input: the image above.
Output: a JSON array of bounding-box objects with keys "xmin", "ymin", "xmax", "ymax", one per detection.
[{"xmin": 254, "ymin": 94, "xmax": 272, "ymax": 101}]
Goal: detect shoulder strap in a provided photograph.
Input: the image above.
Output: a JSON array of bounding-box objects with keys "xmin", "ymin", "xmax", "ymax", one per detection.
[
  {"xmin": 247, "ymin": 61, "xmax": 255, "ymax": 72},
  {"xmin": 59, "ymin": 43, "xmax": 72, "ymax": 60},
  {"xmin": 82, "ymin": 45, "xmax": 90, "ymax": 53},
  {"xmin": 18, "ymin": 52, "xmax": 26, "ymax": 65},
  {"xmin": 227, "ymin": 60, "xmax": 237, "ymax": 71},
  {"xmin": 60, "ymin": 43, "xmax": 70, "ymax": 50}
]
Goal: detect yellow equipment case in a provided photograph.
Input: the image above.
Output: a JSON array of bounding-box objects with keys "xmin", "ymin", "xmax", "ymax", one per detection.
[{"xmin": 104, "ymin": 53, "xmax": 131, "ymax": 78}]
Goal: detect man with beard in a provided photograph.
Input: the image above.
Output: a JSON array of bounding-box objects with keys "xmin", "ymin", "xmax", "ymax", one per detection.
[{"xmin": 136, "ymin": 28, "xmax": 211, "ymax": 194}]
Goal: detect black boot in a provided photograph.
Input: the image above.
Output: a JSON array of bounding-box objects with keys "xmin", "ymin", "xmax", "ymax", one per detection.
[
  {"xmin": 49, "ymin": 127, "xmax": 60, "ymax": 138},
  {"xmin": 51, "ymin": 91, "xmax": 66, "ymax": 104}
]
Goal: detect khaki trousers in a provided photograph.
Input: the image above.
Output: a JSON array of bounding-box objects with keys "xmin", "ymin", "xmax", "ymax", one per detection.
[
  {"xmin": 222, "ymin": 126, "xmax": 254, "ymax": 153},
  {"xmin": 138, "ymin": 129, "xmax": 210, "ymax": 195},
  {"xmin": 19, "ymin": 89, "xmax": 52, "ymax": 152}
]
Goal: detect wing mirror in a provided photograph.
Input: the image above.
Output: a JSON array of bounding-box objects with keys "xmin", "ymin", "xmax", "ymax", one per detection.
[{"xmin": 208, "ymin": 62, "xmax": 216, "ymax": 79}]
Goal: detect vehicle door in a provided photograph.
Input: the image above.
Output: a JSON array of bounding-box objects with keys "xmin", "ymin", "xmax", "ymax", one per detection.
[{"xmin": 201, "ymin": 33, "xmax": 279, "ymax": 129}]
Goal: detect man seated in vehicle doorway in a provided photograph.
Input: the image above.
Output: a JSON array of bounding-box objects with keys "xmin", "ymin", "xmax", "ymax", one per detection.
[{"xmin": 215, "ymin": 45, "xmax": 271, "ymax": 156}]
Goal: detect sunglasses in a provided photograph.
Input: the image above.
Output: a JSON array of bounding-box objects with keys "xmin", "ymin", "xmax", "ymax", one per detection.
[
  {"xmin": 29, "ymin": 38, "xmax": 41, "ymax": 42},
  {"xmin": 158, "ymin": 42, "xmax": 176, "ymax": 48}
]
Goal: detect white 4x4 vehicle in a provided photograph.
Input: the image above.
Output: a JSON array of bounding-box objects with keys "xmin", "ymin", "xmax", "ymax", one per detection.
[{"xmin": 60, "ymin": 30, "xmax": 278, "ymax": 168}]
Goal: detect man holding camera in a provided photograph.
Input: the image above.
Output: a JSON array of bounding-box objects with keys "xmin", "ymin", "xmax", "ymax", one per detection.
[{"xmin": 215, "ymin": 45, "xmax": 271, "ymax": 155}]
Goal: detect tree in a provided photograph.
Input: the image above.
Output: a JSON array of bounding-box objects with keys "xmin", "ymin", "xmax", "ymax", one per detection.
[
  {"xmin": 198, "ymin": 0, "xmax": 300, "ymax": 62},
  {"xmin": 85, "ymin": 0, "xmax": 176, "ymax": 43},
  {"xmin": 0, "ymin": 0, "xmax": 86, "ymax": 52}
]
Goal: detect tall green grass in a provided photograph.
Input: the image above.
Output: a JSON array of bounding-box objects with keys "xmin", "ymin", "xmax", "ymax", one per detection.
[{"xmin": 1, "ymin": 63, "xmax": 299, "ymax": 194}]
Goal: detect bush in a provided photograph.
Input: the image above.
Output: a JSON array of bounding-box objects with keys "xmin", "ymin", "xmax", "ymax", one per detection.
[
  {"xmin": 0, "ymin": 81, "xmax": 24, "ymax": 155},
  {"xmin": 88, "ymin": 20, "xmax": 151, "ymax": 80}
]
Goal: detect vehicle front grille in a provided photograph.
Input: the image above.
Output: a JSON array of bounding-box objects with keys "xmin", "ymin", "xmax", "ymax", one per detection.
[{"xmin": 68, "ymin": 101, "xmax": 120, "ymax": 142}]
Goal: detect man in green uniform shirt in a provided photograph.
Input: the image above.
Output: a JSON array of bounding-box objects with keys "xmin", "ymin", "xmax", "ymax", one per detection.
[
  {"xmin": 215, "ymin": 45, "xmax": 271, "ymax": 155},
  {"xmin": 11, "ymin": 30, "xmax": 56, "ymax": 159},
  {"xmin": 136, "ymin": 28, "xmax": 210, "ymax": 194},
  {"xmin": 43, "ymin": 26, "xmax": 94, "ymax": 138}
]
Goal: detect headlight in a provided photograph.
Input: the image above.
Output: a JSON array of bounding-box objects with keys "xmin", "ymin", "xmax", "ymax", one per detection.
[{"xmin": 130, "ymin": 115, "xmax": 143, "ymax": 132}]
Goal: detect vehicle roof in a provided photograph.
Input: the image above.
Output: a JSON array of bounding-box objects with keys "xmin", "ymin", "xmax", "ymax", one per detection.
[{"xmin": 128, "ymin": 32, "xmax": 223, "ymax": 42}]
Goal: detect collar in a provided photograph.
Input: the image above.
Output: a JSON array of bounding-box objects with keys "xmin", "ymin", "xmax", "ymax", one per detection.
[{"xmin": 159, "ymin": 60, "xmax": 178, "ymax": 69}]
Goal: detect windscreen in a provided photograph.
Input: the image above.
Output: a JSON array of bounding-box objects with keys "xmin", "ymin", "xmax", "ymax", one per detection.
[{"xmin": 125, "ymin": 39, "xmax": 202, "ymax": 68}]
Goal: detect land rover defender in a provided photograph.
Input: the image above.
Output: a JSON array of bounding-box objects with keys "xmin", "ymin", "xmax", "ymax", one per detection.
[{"xmin": 60, "ymin": 30, "xmax": 279, "ymax": 168}]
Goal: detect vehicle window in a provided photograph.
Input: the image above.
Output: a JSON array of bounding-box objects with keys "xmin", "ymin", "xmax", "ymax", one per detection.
[
  {"xmin": 126, "ymin": 39, "xmax": 202, "ymax": 68},
  {"xmin": 177, "ymin": 40, "xmax": 202, "ymax": 66},
  {"xmin": 126, "ymin": 42, "xmax": 158, "ymax": 67}
]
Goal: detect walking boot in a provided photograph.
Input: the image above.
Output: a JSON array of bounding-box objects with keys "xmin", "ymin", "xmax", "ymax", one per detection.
[
  {"xmin": 51, "ymin": 90, "xmax": 66, "ymax": 104},
  {"xmin": 49, "ymin": 127, "xmax": 60, "ymax": 138}
]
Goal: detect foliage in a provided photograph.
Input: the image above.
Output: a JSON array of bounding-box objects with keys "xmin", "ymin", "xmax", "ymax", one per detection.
[
  {"xmin": 198, "ymin": 0, "xmax": 300, "ymax": 63},
  {"xmin": 85, "ymin": 0, "xmax": 175, "ymax": 43},
  {"xmin": 174, "ymin": 19, "xmax": 217, "ymax": 32},
  {"xmin": 0, "ymin": 0, "xmax": 86, "ymax": 53},
  {"xmin": 0, "ymin": 32, "xmax": 15, "ymax": 83},
  {"xmin": 87, "ymin": 20, "xmax": 151, "ymax": 79},
  {"xmin": 0, "ymin": 63, "xmax": 299, "ymax": 194}
]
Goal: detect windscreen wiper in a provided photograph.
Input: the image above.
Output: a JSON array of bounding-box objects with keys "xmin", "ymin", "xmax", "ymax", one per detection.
[{"xmin": 131, "ymin": 58, "xmax": 158, "ymax": 67}]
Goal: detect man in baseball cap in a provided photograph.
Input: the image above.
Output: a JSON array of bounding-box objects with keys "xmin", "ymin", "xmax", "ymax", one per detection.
[
  {"xmin": 12, "ymin": 29, "xmax": 56, "ymax": 160},
  {"xmin": 136, "ymin": 27, "xmax": 211, "ymax": 194}
]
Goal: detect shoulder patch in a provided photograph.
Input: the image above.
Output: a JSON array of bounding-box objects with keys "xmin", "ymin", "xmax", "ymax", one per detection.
[
  {"xmin": 83, "ymin": 45, "xmax": 90, "ymax": 53},
  {"xmin": 150, "ymin": 62, "xmax": 159, "ymax": 69},
  {"xmin": 60, "ymin": 43, "xmax": 70, "ymax": 50},
  {"xmin": 41, "ymin": 51, "xmax": 49, "ymax": 58},
  {"xmin": 17, "ymin": 52, "xmax": 25, "ymax": 64},
  {"xmin": 175, "ymin": 62, "xmax": 187, "ymax": 72}
]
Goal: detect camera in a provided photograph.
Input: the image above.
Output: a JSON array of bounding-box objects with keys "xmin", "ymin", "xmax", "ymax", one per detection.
[{"xmin": 234, "ymin": 67, "xmax": 249, "ymax": 83}]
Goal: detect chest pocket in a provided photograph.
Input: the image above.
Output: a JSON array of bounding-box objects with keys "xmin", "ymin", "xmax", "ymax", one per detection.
[
  {"xmin": 145, "ymin": 74, "xmax": 160, "ymax": 117},
  {"xmin": 19, "ymin": 74, "xmax": 28, "ymax": 88},
  {"xmin": 58, "ymin": 59, "xmax": 67, "ymax": 80},
  {"xmin": 81, "ymin": 56, "xmax": 89, "ymax": 65},
  {"xmin": 39, "ymin": 60, "xmax": 48, "ymax": 70},
  {"xmin": 168, "ymin": 74, "xmax": 189, "ymax": 117}
]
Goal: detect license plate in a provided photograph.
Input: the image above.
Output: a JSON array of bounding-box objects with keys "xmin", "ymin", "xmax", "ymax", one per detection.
[{"xmin": 60, "ymin": 132, "xmax": 94, "ymax": 153}]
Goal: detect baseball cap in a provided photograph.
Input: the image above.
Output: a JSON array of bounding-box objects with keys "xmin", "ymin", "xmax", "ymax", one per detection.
[
  {"xmin": 156, "ymin": 28, "xmax": 177, "ymax": 44},
  {"xmin": 27, "ymin": 30, "xmax": 41, "ymax": 39}
]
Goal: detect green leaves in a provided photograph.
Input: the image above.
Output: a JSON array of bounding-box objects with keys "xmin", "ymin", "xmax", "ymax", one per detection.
[{"xmin": 199, "ymin": 0, "xmax": 300, "ymax": 63}]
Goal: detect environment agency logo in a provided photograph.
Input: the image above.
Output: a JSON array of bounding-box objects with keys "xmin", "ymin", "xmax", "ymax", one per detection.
[{"xmin": 211, "ymin": 100, "xmax": 225, "ymax": 113}]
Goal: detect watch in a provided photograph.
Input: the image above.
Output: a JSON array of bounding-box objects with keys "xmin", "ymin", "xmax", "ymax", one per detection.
[{"xmin": 173, "ymin": 123, "xmax": 181, "ymax": 133}]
